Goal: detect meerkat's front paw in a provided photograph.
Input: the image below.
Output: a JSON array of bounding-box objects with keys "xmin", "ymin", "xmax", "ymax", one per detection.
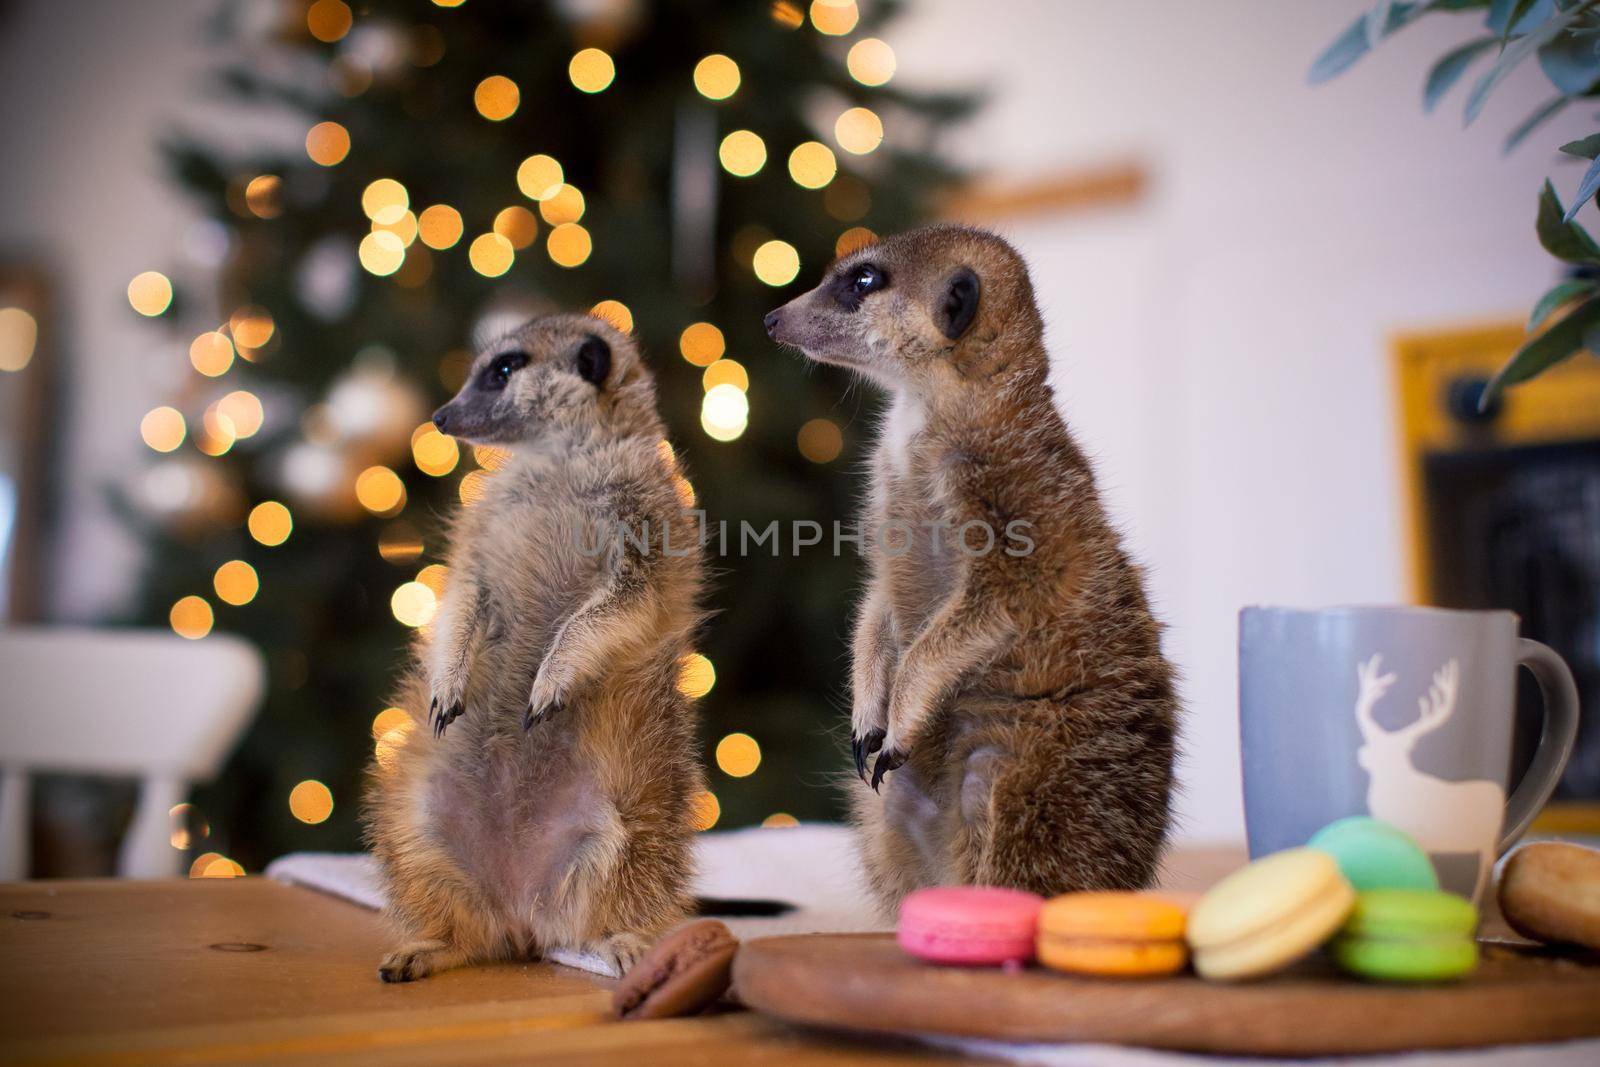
[
  {"xmin": 429, "ymin": 685, "xmax": 466, "ymax": 738},
  {"xmin": 852, "ymin": 727, "xmax": 885, "ymax": 782},
  {"xmin": 378, "ymin": 940, "xmax": 462, "ymax": 983},
  {"xmin": 523, "ymin": 666, "xmax": 568, "ymax": 731},
  {"xmin": 869, "ymin": 743, "xmax": 909, "ymax": 792},
  {"xmin": 593, "ymin": 931, "xmax": 651, "ymax": 976}
]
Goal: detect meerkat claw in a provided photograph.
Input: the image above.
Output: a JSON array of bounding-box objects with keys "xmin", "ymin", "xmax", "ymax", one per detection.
[
  {"xmin": 523, "ymin": 700, "xmax": 563, "ymax": 732},
  {"xmin": 434, "ymin": 701, "xmax": 463, "ymax": 738},
  {"xmin": 869, "ymin": 745, "xmax": 906, "ymax": 792},
  {"xmin": 853, "ymin": 727, "xmax": 885, "ymax": 781}
]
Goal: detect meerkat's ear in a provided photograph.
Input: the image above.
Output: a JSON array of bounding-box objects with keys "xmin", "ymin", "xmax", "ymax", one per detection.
[
  {"xmin": 938, "ymin": 268, "xmax": 980, "ymax": 340},
  {"xmin": 575, "ymin": 334, "xmax": 611, "ymax": 387}
]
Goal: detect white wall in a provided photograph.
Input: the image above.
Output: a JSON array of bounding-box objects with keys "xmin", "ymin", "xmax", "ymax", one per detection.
[
  {"xmin": 1, "ymin": 1, "xmax": 1585, "ymax": 842},
  {"xmin": 893, "ymin": 0, "xmax": 1592, "ymax": 842}
]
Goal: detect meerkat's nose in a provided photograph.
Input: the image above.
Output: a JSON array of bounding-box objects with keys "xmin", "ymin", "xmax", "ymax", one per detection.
[
  {"xmin": 763, "ymin": 309, "xmax": 782, "ymax": 339},
  {"xmin": 432, "ymin": 406, "xmax": 451, "ymax": 434}
]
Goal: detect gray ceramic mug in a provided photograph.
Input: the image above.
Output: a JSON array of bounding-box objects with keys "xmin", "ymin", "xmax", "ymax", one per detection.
[{"xmin": 1239, "ymin": 606, "xmax": 1580, "ymax": 904}]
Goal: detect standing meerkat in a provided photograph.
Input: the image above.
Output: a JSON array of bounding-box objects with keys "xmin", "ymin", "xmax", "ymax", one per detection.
[
  {"xmin": 364, "ymin": 312, "xmax": 705, "ymax": 980},
  {"xmin": 765, "ymin": 225, "xmax": 1178, "ymax": 909}
]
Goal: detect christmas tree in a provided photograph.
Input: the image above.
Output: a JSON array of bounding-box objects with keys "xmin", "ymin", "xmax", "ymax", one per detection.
[{"xmin": 126, "ymin": 0, "xmax": 975, "ymax": 873}]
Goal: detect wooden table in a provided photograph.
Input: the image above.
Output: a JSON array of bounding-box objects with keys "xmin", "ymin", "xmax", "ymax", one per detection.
[{"xmin": 0, "ymin": 849, "xmax": 1248, "ymax": 1066}]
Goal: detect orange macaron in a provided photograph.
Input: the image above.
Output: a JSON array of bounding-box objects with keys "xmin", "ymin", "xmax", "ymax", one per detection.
[{"xmin": 1036, "ymin": 891, "xmax": 1189, "ymax": 977}]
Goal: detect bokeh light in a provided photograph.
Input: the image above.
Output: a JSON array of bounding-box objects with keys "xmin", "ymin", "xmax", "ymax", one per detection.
[
  {"xmin": 305, "ymin": 121, "xmax": 351, "ymax": 166},
  {"xmin": 248, "ymin": 501, "xmax": 293, "ymax": 546},
  {"xmin": 835, "ymin": 107, "xmax": 884, "ymax": 155},
  {"xmin": 192, "ymin": 853, "xmax": 245, "ymax": 878},
  {"xmin": 458, "ymin": 469, "xmax": 490, "ymax": 505},
  {"xmin": 835, "ymin": 226, "xmax": 877, "ymax": 258},
  {"xmin": 374, "ymin": 210, "xmax": 419, "ymax": 248},
  {"xmin": 679, "ymin": 322, "xmax": 725, "ymax": 366},
  {"xmin": 538, "ymin": 184, "xmax": 586, "ymax": 225},
  {"xmin": 678, "ymin": 652, "xmax": 716, "ymax": 698},
  {"xmin": 691, "ymin": 790, "xmax": 721, "ymax": 831},
  {"xmin": 359, "ymin": 230, "xmax": 407, "ymax": 276},
  {"xmin": 569, "ymin": 48, "xmax": 616, "ymax": 93},
  {"xmin": 847, "ymin": 38, "xmax": 896, "ymax": 85},
  {"xmin": 771, "ymin": 1, "xmax": 805, "ymax": 30},
  {"xmin": 355, "ymin": 465, "xmax": 406, "ymax": 515},
  {"xmin": 693, "ymin": 54, "xmax": 740, "ymax": 100},
  {"xmin": 752, "ymin": 239, "xmax": 800, "ymax": 286},
  {"xmin": 416, "ymin": 563, "xmax": 448, "ymax": 596},
  {"xmin": 244, "ymin": 175, "xmax": 283, "ymax": 219},
  {"xmin": 718, "ymin": 130, "xmax": 767, "ymax": 177},
  {"xmin": 229, "ymin": 306, "xmax": 275, "ymax": 350},
  {"xmin": 590, "ymin": 299, "xmax": 633, "ymax": 333},
  {"xmin": 217, "ymin": 391, "xmax": 264, "ymax": 438},
  {"xmin": 391, "ymin": 581, "xmax": 438, "ymax": 627},
  {"xmin": 787, "ymin": 141, "xmax": 837, "ymax": 189},
  {"xmin": 170, "ymin": 595, "xmax": 214, "ymax": 640},
  {"xmin": 361, "ymin": 178, "xmax": 409, "ymax": 224},
  {"xmin": 763, "ymin": 812, "xmax": 800, "ymax": 828},
  {"xmin": 197, "ymin": 407, "xmax": 237, "ymax": 457},
  {"xmin": 701, "ymin": 383, "xmax": 750, "ymax": 441},
  {"xmin": 372, "ymin": 706, "xmax": 410, "ymax": 739},
  {"xmin": 810, "ymin": 0, "xmax": 859, "ymax": 35},
  {"xmin": 516, "ymin": 154, "xmax": 564, "ymax": 201},
  {"xmin": 547, "ymin": 223, "xmax": 592, "ymax": 267},
  {"xmin": 474, "ymin": 445, "xmax": 509, "ymax": 470},
  {"xmin": 493, "ymin": 205, "xmax": 540, "ymax": 249},
  {"xmin": 468, "ymin": 232, "xmax": 515, "ymax": 277},
  {"xmin": 140, "ymin": 406, "xmax": 186, "ymax": 452},
  {"xmin": 418, "ymin": 204, "xmax": 464, "ymax": 249},
  {"xmin": 213, "ymin": 560, "xmax": 259, "ymax": 606},
  {"xmin": 474, "ymin": 74, "xmax": 520, "ymax": 120},
  {"xmin": 306, "ymin": 0, "xmax": 351, "ymax": 42},
  {"xmin": 715, "ymin": 732, "xmax": 762, "ymax": 778},
  {"xmin": 126, "ymin": 272, "xmax": 173, "ymax": 317},
  {"xmin": 411, "ymin": 423, "xmax": 460, "ymax": 476},
  {"xmin": 797, "ymin": 417, "xmax": 843, "ymax": 463},
  {"xmin": 189, "ymin": 331, "xmax": 235, "ymax": 377},
  {"xmin": 289, "ymin": 780, "xmax": 334, "ymax": 824},
  {"xmin": 169, "ymin": 802, "xmax": 207, "ymax": 850},
  {"xmin": 702, "ymin": 359, "xmax": 748, "ymax": 392}
]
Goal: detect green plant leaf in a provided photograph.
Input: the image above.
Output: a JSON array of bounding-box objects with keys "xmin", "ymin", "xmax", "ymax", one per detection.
[
  {"xmin": 1481, "ymin": 295, "xmax": 1600, "ymax": 408},
  {"xmin": 1425, "ymin": 37, "xmax": 1501, "ymax": 109},
  {"xmin": 1527, "ymin": 278, "xmax": 1597, "ymax": 329},
  {"xmin": 1310, "ymin": 14, "xmax": 1376, "ymax": 83},
  {"xmin": 1466, "ymin": 10, "xmax": 1577, "ymax": 124},
  {"xmin": 1538, "ymin": 178, "xmax": 1600, "ymax": 260},
  {"xmin": 1487, "ymin": 0, "xmax": 1554, "ymax": 36},
  {"xmin": 1369, "ymin": 1, "xmax": 1399, "ymax": 44},
  {"xmin": 1561, "ymin": 132, "xmax": 1600, "ymax": 156},
  {"xmin": 1565, "ymin": 153, "xmax": 1600, "ymax": 220},
  {"xmin": 1504, "ymin": 93, "xmax": 1571, "ymax": 152},
  {"xmin": 1538, "ymin": 29, "xmax": 1600, "ymax": 92}
]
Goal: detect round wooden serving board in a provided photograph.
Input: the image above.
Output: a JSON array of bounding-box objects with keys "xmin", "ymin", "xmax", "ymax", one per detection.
[{"xmin": 732, "ymin": 933, "xmax": 1600, "ymax": 1056}]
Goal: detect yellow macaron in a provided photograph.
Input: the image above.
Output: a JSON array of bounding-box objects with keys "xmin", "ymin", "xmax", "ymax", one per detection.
[
  {"xmin": 1187, "ymin": 847, "xmax": 1355, "ymax": 980},
  {"xmin": 1036, "ymin": 891, "xmax": 1189, "ymax": 976}
]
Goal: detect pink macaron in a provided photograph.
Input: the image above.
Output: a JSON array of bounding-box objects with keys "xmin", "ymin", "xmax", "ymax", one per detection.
[{"xmin": 897, "ymin": 885, "xmax": 1046, "ymax": 965}]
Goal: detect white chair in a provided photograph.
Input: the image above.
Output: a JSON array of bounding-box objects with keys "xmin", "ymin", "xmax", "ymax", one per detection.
[{"xmin": 0, "ymin": 627, "xmax": 264, "ymax": 879}]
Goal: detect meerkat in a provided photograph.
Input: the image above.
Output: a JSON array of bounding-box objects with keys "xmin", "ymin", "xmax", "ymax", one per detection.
[
  {"xmin": 764, "ymin": 225, "xmax": 1178, "ymax": 911},
  {"xmin": 363, "ymin": 312, "xmax": 705, "ymax": 981}
]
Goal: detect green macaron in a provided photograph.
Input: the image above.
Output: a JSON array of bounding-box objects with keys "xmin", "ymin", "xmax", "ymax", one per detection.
[
  {"xmin": 1332, "ymin": 889, "xmax": 1479, "ymax": 982},
  {"xmin": 1307, "ymin": 816, "xmax": 1439, "ymax": 892}
]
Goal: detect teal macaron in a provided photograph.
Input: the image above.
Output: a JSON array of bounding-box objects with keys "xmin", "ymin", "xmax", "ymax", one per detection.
[
  {"xmin": 1332, "ymin": 889, "xmax": 1479, "ymax": 982},
  {"xmin": 1307, "ymin": 816, "xmax": 1439, "ymax": 892}
]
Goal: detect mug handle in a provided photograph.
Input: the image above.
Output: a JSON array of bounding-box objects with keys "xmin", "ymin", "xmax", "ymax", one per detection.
[{"xmin": 1499, "ymin": 638, "xmax": 1581, "ymax": 851}]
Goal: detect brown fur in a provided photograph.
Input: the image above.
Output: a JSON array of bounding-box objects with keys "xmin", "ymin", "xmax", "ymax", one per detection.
[
  {"xmin": 767, "ymin": 226, "xmax": 1178, "ymax": 912},
  {"xmin": 362, "ymin": 314, "xmax": 705, "ymax": 980}
]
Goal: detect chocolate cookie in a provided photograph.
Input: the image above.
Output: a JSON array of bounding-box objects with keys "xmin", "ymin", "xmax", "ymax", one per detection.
[{"xmin": 612, "ymin": 919, "xmax": 739, "ymax": 1020}]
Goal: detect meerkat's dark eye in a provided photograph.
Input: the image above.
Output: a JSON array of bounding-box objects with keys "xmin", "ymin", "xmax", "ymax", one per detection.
[
  {"xmin": 575, "ymin": 335, "xmax": 611, "ymax": 388},
  {"xmin": 849, "ymin": 264, "xmax": 886, "ymax": 296},
  {"xmin": 479, "ymin": 351, "xmax": 529, "ymax": 392}
]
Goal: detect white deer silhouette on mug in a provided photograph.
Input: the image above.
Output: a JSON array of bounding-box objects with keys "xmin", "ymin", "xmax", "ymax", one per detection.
[{"xmin": 1352, "ymin": 654, "xmax": 1505, "ymax": 902}]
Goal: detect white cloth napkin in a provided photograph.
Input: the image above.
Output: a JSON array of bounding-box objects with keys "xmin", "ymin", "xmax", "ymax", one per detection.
[{"xmin": 266, "ymin": 822, "xmax": 889, "ymax": 977}]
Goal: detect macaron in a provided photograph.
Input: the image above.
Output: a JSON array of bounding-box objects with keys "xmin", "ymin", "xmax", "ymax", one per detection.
[
  {"xmin": 612, "ymin": 919, "xmax": 739, "ymax": 1019},
  {"xmin": 1035, "ymin": 891, "xmax": 1189, "ymax": 977},
  {"xmin": 1332, "ymin": 889, "xmax": 1478, "ymax": 982},
  {"xmin": 1498, "ymin": 841, "xmax": 1600, "ymax": 952},
  {"xmin": 1187, "ymin": 847, "xmax": 1355, "ymax": 980},
  {"xmin": 1307, "ymin": 816, "xmax": 1439, "ymax": 892},
  {"xmin": 898, "ymin": 885, "xmax": 1044, "ymax": 965}
]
